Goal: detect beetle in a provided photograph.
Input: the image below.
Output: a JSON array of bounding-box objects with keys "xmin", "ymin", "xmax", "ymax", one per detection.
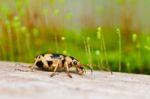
[{"xmin": 28, "ymin": 53, "xmax": 93, "ymax": 78}]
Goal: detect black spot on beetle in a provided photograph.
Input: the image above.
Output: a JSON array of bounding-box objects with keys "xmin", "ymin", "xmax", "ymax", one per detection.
[
  {"xmin": 51, "ymin": 53, "xmax": 61, "ymax": 59},
  {"xmin": 69, "ymin": 56, "xmax": 79, "ymax": 61},
  {"xmin": 47, "ymin": 61, "xmax": 53, "ymax": 66},
  {"xmin": 36, "ymin": 61, "xmax": 43, "ymax": 68},
  {"xmin": 50, "ymin": 53, "xmax": 66, "ymax": 59},
  {"xmin": 80, "ymin": 67, "xmax": 83, "ymax": 69},
  {"xmin": 69, "ymin": 56, "xmax": 75, "ymax": 60},
  {"xmin": 62, "ymin": 59, "xmax": 65, "ymax": 65},
  {"xmin": 40, "ymin": 54, "xmax": 45, "ymax": 56}
]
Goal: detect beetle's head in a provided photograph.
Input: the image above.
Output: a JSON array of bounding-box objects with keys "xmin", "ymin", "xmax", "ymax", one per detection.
[{"xmin": 72, "ymin": 59, "xmax": 85, "ymax": 74}]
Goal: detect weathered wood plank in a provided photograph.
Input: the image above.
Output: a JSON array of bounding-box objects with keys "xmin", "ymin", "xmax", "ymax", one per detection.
[{"xmin": 0, "ymin": 61, "xmax": 150, "ymax": 99}]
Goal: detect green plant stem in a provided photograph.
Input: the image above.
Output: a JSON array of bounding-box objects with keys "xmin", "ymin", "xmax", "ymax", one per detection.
[
  {"xmin": 7, "ymin": 28, "xmax": 14, "ymax": 61},
  {"xmin": 117, "ymin": 29, "xmax": 121, "ymax": 72},
  {"xmin": 101, "ymin": 32, "xmax": 112, "ymax": 74}
]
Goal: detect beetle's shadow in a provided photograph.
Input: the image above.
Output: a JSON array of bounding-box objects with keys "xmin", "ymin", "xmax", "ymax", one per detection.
[
  {"xmin": 36, "ymin": 68, "xmax": 82, "ymax": 75},
  {"xmin": 15, "ymin": 64, "xmax": 82, "ymax": 76}
]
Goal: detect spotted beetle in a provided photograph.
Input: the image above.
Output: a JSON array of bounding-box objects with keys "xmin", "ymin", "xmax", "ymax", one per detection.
[{"xmin": 28, "ymin": 53, "xmax": 93, "ymax": 78}]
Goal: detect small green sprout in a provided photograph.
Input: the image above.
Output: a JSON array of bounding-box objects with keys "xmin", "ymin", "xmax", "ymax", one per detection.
[
  {"xmin": 97, "ymin": 27, "xmax": 101, "ymax": 40},
  {"xmin": 132, "ymin": 33, "xmax": 137, "ymax": 42},
  {"xmin": 61, "ymin": 36, "xmax": 65, "ymax": 41},
  {"xmin": 95, "ymin": 50, "xmax": 100, "ymax": 56},
  {"xmin": 116, "ymin": 28, "xmax": 122, "ymax": 72},
  {"xmin": 54, "ymin": 9, "xmax": 60, "ymax": 16}
]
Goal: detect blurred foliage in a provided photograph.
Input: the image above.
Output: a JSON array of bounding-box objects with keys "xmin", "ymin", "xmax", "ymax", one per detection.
[{"xmin": 0, "ymin": 0, "xmax": 150, "ymax": 75}]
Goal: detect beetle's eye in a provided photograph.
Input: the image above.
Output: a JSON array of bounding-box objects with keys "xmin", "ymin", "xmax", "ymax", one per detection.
[{"xmin": 73, "ymin": 61, "xmax": 77, "ymax": 65}]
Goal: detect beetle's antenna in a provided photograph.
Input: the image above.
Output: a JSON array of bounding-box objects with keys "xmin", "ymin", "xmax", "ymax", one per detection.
[
  {"xmin": 82, "ymin": 64, "xmax": 93, "ymax": 75},
  {"xmin": 85, "ymin": 64, "xmax": 113, "ymax": 75}
]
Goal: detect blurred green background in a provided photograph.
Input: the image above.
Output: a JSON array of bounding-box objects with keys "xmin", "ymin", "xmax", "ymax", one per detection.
[{"xmin": 0, "ymin": 0, "xmax": 150, "ymax": 74}]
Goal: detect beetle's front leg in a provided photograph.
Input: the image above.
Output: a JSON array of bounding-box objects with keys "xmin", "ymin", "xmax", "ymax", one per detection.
[{"xmin": 64, "ymin": 62, "xmax": 72, "ymax": 78}]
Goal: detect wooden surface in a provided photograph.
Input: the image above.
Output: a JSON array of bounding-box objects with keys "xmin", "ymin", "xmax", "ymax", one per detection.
[{"xmin": 0, "ymin": 61, "xmax": 150, "ymax": 99}]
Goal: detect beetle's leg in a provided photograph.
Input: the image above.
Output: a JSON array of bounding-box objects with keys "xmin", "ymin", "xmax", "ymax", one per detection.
[
  {"xmin": 83, "ymin": 67, "xmax": 86, "ymax": 74},
  {"xmin": 50, "ymin": 60, "xmax": 60, "ymax": 77},
  {"xmin": 30, "ymin": 55, "xmax": 49, "ymax": 71},
  {"xmin": 64, "ymin": 62, "xmax": 72, "ymax": 78},
  {"xmin": 30, "ymin": 56, "xmax": 39, "ymax": 71}
]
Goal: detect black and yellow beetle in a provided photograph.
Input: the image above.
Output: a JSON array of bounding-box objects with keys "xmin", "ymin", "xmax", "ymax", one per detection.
[{"xmin": 28, "ymin": 53, "xmax": 93, "ymax": 78}]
